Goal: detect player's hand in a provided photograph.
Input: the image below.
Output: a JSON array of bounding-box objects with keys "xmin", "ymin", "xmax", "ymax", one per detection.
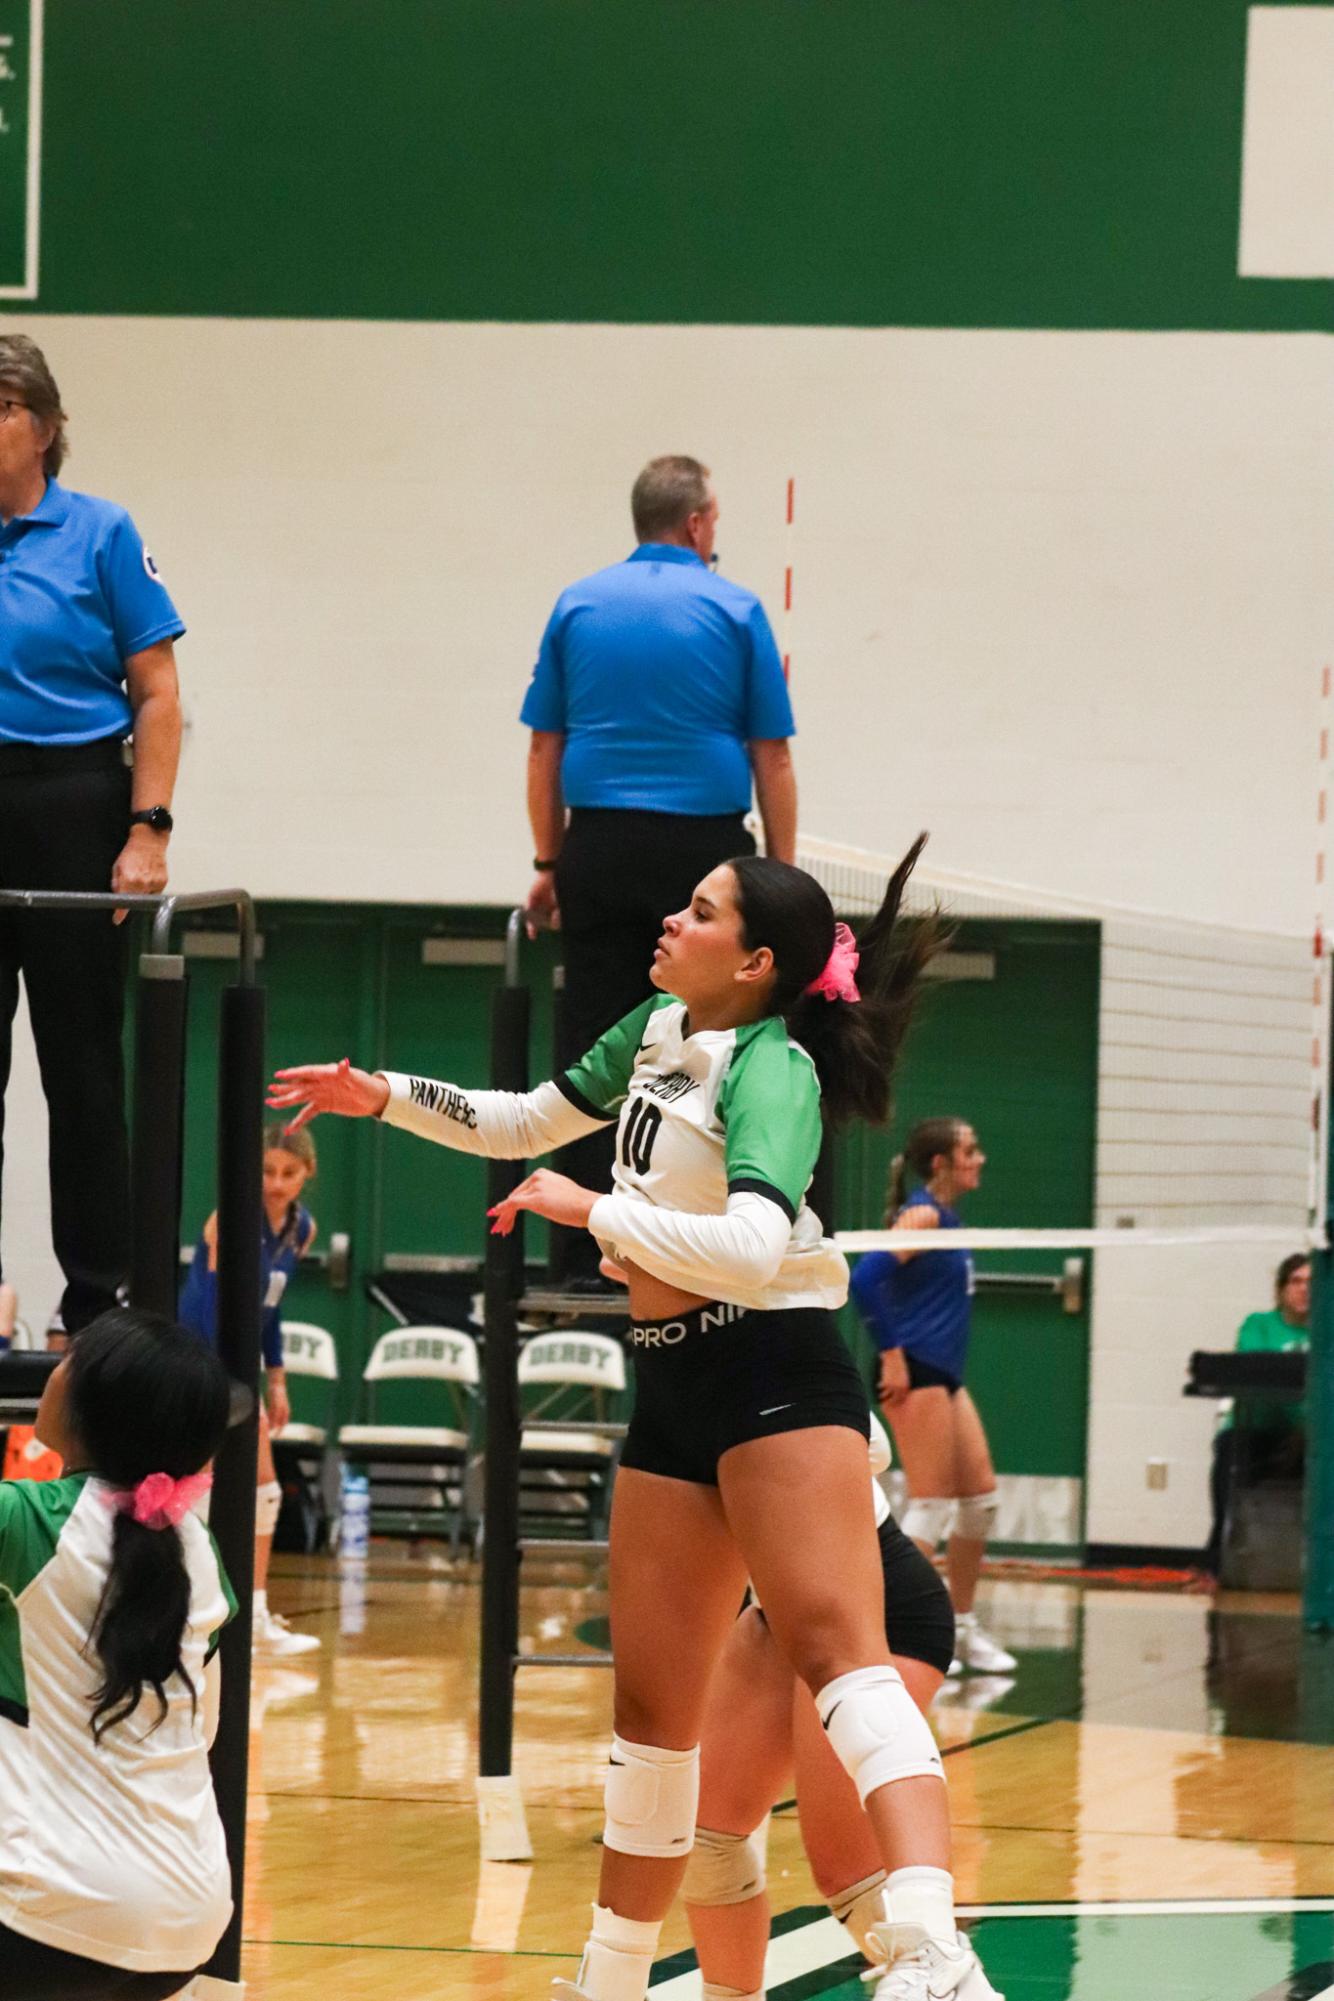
[
  {"xmin": 524, "ymin": 871, "xmax": 560, "ymax": 940},
  {"xmin": 488, "ymin": 1170, "xmax": 597, "ymax": 1235},
  {"xmin": 267, "ymin": 1058, "xmax": 389, "ymax": 1133},
  {"xmin": 878, "ymin": 1347, "xmax": 911, "ymax": 1412},
  {"xmin": 599, "ymin": 1256, "xmax": 629, "ymax": 1286}
]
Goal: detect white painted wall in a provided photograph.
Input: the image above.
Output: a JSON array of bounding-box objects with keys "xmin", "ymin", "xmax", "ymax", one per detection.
[
  {"xmin": 1, "ymin": 313, "xmax": 1329, "ymax": 1549},
  {"xmin": 2, "ymin": 315, "xmax": 1327, "ymax": 928}
]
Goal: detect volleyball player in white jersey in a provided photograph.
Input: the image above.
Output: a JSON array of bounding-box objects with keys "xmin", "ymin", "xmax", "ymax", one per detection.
[
  {"xmin": 270, "ymin": 843, "xmax": 1004, "ymax": 2001},
  {"xmin": 0, "ymin": 1310, "xmax": 234, "ymax": 1998}
]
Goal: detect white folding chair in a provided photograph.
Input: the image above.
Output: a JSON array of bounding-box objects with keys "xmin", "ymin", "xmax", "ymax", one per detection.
[
  {"xmin": 517, "ymin": 1330, "xmax": 628, "ymax": 1540},
  {"xmin": 339, "ymin": 1326, "xmax": 480, "ymax": 1551}
]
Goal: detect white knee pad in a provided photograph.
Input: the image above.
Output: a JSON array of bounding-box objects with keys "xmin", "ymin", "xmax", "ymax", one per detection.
[
  {"xmin": 953, "ymin": 1490, "xmax": 999, "ymax": 1541},
  {"xmin": 899, "ymin": 1496, "xmax": 953, "ymax": 1549},
  {"xmin": 682, "ymin": 1817, "xmax": 769, "ymax": 1906},
  {"xmin": 604, "ymin": 1735, "xmax": 700, "ymax": 1858},
  {"xmin": 829, "ymin": 1869, "xmax": 889, "ymax": 1957},
  {"xmin": 255, "ymin": 1479, "xmax": 282, "ymax": 1537},
  {"xmin": 816, "ymin": 1666, "xmax": 944, "ymax": 1805}
]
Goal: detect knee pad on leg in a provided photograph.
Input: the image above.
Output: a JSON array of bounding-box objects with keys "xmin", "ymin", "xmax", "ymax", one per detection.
[
  {"xmin": 603, "ymin": 1735, "xmax": 700, "ymax": 1858},
  {"xmin": 899, "ymin": 1496, "xmax": 953, "ymax": 1549},
  {"xmin": 815, "ymin": 1666, "xmax": 944, "ymax": 1805},
  {"xmin": 682, "ymin": 1818, "xmax": 769, "ymax": 1905},
  {"xmin": 255, "ymin": 1479, "xmax": 282, "ymax": 1538},
  {"xmin": 829, "ymin": 1869, "xmax": 889, "ymax": 1957},
  {"xmin": 952, "ymin": 1490, "xmax": 999, "ymax": 1541}
]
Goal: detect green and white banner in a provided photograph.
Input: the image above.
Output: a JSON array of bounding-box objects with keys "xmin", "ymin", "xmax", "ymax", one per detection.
[{"xmin": 0, "ymin": 0, "xmax": 40, "ymax": 298}]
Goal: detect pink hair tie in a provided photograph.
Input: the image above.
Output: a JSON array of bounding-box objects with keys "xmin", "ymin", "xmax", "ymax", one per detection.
[
  {"xmin": 805, "ymin": 922, "xmax": 861, "ymax": 1003},
  {"xmin": 106, "ymin": 1470, "xmax": 213, "ymax": 1532}
]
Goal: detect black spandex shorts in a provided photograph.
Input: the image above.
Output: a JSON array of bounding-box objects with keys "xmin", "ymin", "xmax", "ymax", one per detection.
[
  {"xmin": 0, "ymin": 1922, "xmax": 195, "ymax": 2000},
  {"xmin": 620, "ymin": 1302, "xmax": 870, "ymax": 1485},
  {"xmin": 876, "ymin": 1512, "xmax": 956, "ymax": 1674},
  {"xmin": 905, "ymin": 1351, "xmax": 962, "ymax": 1396}
]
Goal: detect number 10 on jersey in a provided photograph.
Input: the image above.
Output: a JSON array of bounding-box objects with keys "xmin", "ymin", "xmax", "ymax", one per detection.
[{"xmin": 620, "ymin": 1098, "xmax": 662, "ymax": 1177}]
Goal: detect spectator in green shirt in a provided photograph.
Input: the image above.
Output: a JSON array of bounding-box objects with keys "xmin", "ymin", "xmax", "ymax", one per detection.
[{"xmin": 1203, "ymin": 1253, "xmax": 1310, "ymax": 1582}]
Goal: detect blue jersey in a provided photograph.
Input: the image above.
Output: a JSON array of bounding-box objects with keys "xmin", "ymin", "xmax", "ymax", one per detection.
[
  {"xmin": 0, "ymin": 480, "xmax": 185, "ymax": 745},
  {"xmin": 178, "ymin": 1203, "xmax": 314, "ymax": 1373},
  {"xmin": 519, "ymin": 543, "xmax": 794, "ymax": 815},
  {"xmin": 849, "ymin": 1189, "xmax": 974, "ymax": 1380}
]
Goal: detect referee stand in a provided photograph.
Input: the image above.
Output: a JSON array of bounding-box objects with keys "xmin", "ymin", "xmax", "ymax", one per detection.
[{"xmin": 0, "ymin": 886, "xmax": 264, "ymax": 1997}]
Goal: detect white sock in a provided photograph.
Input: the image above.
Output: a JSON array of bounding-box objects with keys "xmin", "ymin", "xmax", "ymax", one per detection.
[
  {"xmin": 954, "ymin": 1610, "xmax": 976, "ymax": 1629},
  {"xmin": 253, "ymin": 1589, "xmax": 268, "ymax": 1618},
  {"xmin": 702, "ymin": 1984, "xmax": 764, "ymax": 2001},
  {"xmin": 887, "ymin": 1865, "xmax": 955, "ymax": 1948},
  {"xmin": 574, "ymin": 1902, "xmax": 662, "ymax": 2001}
]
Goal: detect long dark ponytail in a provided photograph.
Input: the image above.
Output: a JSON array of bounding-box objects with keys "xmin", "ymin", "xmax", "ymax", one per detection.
[
  {"xmin": 729, "ymin": 835, "xmax": 951, "ymax": 1126},
  {"xmin": 64, "ymin": 1309, "xmax": 230, "ymax": 1742}
]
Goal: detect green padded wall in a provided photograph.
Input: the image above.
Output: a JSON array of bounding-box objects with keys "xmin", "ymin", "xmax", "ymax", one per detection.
[{"xmin": 7, "ymin": 0, "xmax": 1331, "ymax": 329}]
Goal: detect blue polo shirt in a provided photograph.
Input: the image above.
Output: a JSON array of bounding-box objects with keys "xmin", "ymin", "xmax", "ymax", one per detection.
[
  {"xmin": 0, "ymin": 479, "xmax": 185, "ymax": 745},
  {"xmin": 520, "ymin": 544, "xmax": 794, "ymax": 815}
]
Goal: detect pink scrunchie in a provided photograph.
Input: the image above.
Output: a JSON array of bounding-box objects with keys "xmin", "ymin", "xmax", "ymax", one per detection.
[
  {"xmin": 106, "ymin": 1470, "xmax": 213, "ymax": 1532},
  {"xmin": 804, "ymin": 922, "xmax": 861, "ymax": 1003}
]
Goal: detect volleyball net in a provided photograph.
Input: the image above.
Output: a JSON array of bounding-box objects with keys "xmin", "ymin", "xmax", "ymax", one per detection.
[{"xmin": 793, "ymin": 830, "xmax": 1325, "ymax": 1586}]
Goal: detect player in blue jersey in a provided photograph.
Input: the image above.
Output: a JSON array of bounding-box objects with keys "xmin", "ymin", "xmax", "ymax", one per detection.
[
  {"xmin": 850, "ymin": 1119, "xmax": 1015, "ymax": 1677},
  {"xmin": 178, "ymin": 1124, "xmax": 319, "ymax": 1658}
]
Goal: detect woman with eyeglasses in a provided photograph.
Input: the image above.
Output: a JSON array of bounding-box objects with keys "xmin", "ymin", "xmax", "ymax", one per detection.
[{"xmin": 0, "ymin": 335, "xmax": 184, "ymax": 1335}]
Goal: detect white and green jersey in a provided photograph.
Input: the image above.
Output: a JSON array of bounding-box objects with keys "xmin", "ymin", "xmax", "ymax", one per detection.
[
  {"xmin": 381, "ymin": 994, "xmax": 849, "ymax": 1312},
  {"xmin": 0, "ymin": 1474, "xmax": 235, "ymax": 1973}
]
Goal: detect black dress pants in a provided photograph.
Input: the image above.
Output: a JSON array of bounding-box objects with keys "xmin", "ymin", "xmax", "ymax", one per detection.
[
  {"xmin": 0, "ymin": 739, "xmax": 132, "ymax": 1332},
  {"xmin": 0, "ymin": 1921, "xmax": 195, "ymax": 1999},
  {"xmin": 550, "ymin": 807, "xmax": 754, "ymax": 1280}
]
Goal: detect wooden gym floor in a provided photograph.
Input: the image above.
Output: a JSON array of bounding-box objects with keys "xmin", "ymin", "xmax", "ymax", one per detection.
[{"xmin": 239, "ymin": 1552, "xmax": 1334, "ymax": 2000}]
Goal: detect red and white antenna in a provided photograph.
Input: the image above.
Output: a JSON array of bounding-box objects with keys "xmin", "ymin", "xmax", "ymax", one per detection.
[
  {"xmin": 1313, "ymin": 662, "xmax": 1332, "ymax": 1231},
  {"xmin": 781, "ymin": 477, "xmax": 795, "ymax": 679}
]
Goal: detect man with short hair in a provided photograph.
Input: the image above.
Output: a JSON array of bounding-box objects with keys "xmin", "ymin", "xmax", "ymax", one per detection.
[{"xmin": 520, "ymin": 455, "xmax": 797, "ymax": 1282}]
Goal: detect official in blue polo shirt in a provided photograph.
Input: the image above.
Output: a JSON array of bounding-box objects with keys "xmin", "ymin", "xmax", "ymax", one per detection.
[
  {"xmin": 0, "ymin": 335, "xmax": 185, "ymax": 1332},
  {"xmin": 519, "ymin": 454, "xmax": 797, "ymax": 1281}
]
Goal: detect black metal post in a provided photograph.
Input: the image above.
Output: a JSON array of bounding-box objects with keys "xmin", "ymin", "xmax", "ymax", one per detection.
[
  {"xmin": 478, "ymin": 966, "xmax": 530, "ymax": 1780},
  {"xmin": 205, "ymin": 980, "xmax": 265, "ymax": 1983},
  {"xmin": 128, "ymin": 953, "xmax": 189, "ymax": 1318}
]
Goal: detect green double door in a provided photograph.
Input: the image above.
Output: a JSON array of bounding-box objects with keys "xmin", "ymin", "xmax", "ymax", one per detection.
[{"xmin": 172, "ymin": 904, "xmax": 558, "ymax": 1431}]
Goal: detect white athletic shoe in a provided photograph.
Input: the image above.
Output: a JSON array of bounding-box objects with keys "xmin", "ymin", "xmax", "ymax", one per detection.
[
  {"xmin": 949, "ymin": 1614, "xmax": 1016, "ymax": 1676},
  {"xmin": 863, "ymin": 1922, "xmax": 1005, "ymax": 2000},
  {"xmin": 253, "ymin": 1605, "xmax": 320, "ymax": 1657}
]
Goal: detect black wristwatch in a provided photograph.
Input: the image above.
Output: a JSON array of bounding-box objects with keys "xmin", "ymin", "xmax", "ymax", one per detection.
[
  {"xmin": 130, "ymin": 806, "xmax": 174, "ymax": 834},
  {"xmin": 533, "ymin": 856, "xmax": 559, "ymax": 872}
]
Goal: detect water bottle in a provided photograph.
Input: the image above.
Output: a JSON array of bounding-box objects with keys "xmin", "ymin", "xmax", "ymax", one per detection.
[{"xmin": 338, "ymin": 1465, "xmax": 371, "ymax": 1561}]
